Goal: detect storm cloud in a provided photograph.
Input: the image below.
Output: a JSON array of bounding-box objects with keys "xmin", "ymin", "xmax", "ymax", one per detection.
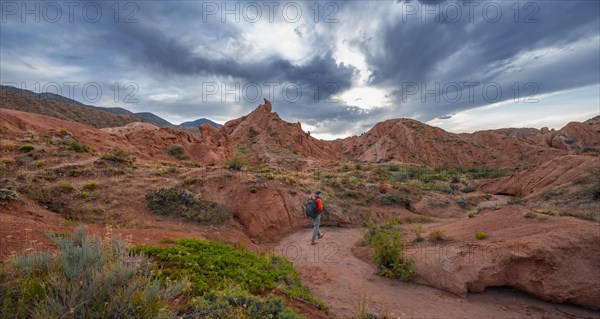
[{"xmin": 1, "ymin": 0, "xmax": 598, "ymax": 138}]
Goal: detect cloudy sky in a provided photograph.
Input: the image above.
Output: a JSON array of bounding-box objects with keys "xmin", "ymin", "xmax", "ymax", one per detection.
[{"xmin": 1, "ymin": 0, "xmax": 599, "ymax": 139}]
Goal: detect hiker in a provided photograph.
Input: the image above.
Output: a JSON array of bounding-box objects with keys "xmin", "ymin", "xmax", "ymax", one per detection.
[{"xmin": 306, "ymin": 190, "xmax": 325, "ymax": 245}]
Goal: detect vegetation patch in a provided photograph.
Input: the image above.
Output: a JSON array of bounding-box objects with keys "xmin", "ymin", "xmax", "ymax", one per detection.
[
  {"xmin": 99, "ymin": 148, "xmax": 135, "ymax": 164},
  {"xmin": 428, "ymin": 230, "xmax": 447, "ymax": 242},
  {"xmin": 145, "ymin": 187, "xmax": 230, "ymax": 224},
  {"xmin": 475, "ymin": 231, "xmax": 487, "ymax": 240},
  {"xmin": 83, "ymin": 181, "xmax": 98, "ymax": 190},
  {"xmin": 248, "ymin": 128, "xmax": 260, "ymax": 139},
  {"xmin": 378, "ymin": 193, "xmax": 411, "ymax": 209},
  {"xmin": 363, "ymin": 222, "xmax": 415, "ymax": 281},
  {"xmin": 167, "ymin": 144, "xmax": 186, "ymax": 160},
  {"xmin": 226, "ymin": 156, "xmax": 244, "ymax": 171},
  {"xmin": 0, "ymin": 229, "xmax": 186, "ymax": 319},
  {"xmin": 133, "ymin": 238, "xmax": 326, "ymax": 315},
  {"xmin": 19, "ymin": 144, "xmax": 35, "ymax": 153}
]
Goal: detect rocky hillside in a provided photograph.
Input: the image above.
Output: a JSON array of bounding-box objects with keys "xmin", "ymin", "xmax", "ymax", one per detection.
[
  {"xmin": 333, "ymin": 119, "xmax": 564, "ymax": 168},
  {"xmin": 468, "ymin": 116, "xmax": 600, "ymax": 154},
  {"xmin": 218, "ymin": 99, "xmax": 337, "ymax": 165},
  {"xmin": 0, "ymin": 91, "xmax": 140, "ymax": 129},
  {"xmin": 217, "ymin": 99, "xmax": 571, "ymax": 169}
]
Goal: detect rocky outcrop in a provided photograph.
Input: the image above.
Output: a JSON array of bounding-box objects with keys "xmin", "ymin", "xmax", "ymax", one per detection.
[
  {"xmin": 478, "ymin": 155, "xmax": 598, "ymax": 198},
  {"xmin": 333, "ymin": 119, "xmax": 563, "ymax": 168},
  {"xmin": 413, "ymin": 206, "xmax": 600, "ymax": 309},
  {"xmin": 0, "ymin": 109, "xmax": 231, "ymax": 164},
  {"xmin": 218, "ymin": 99, "xmax": 336, "ymax": 165}
]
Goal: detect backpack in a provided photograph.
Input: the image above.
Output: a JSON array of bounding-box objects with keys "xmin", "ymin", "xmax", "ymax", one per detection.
[{"xmin": 305, "ymin": 196, "xmax": 318, "ymax": 218}]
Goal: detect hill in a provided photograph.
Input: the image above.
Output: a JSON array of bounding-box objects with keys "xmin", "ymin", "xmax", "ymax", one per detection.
[
  {"xmin": 180, "ymin": 118, "xmax": 222, "ymax": 128},
  {"xmin": 0, "ymin": 85, "xmax": 225, "ymax": 129},
  {"xmin": 0, "ymin": 91, "xmax": 140, "ymax": 129}
]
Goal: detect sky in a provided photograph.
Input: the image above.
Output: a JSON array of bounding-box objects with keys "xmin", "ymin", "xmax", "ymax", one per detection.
[{"xmin": 1, "ymin": 0, "xmax": 599, "ymax": 139}]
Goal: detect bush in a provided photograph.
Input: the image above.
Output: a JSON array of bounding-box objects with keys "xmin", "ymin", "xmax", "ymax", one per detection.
[
  {"xmin": 0, "ymin": 188, "xmax": 18, "ymax": 205},
  {"xmin": 100, "ymin": 148, "xmax": 135, "ymax": 164},
  {"xmin": 456, "ymin": 198, "xmax": 467, "ymax": 208},
  {"xmin": 190, "ymin": 287, "xmax": 303, "ymax": 319},
  {"xmin": 428, "ymin": 230, "xmax": 446, "ymax": 242},
  {"xmin": 183, "ymin": 176, "xmax": 197, "ymax": 185},
  {"xmin": 226, "ymin": 157, "xmax": 244, "ymax": 171},
  {"xmin": 145, "ymin": 187, "xmax": 230, "ymax": 224},
  {"xmin": 0, "ymin": 229, "xmax": 186, "ymax": 319},
  {"xmin": 167, "ymin": 144, "xmax": 186, "ymax": 160},
  {"xmin": 379, "ymin": 193, "xmax": 410, "ymax": 209},
  {"xmin": 363, "ymin": 223, "xmax": 415, "ymax": 281},
  {"xmin": 57, "ymin": 181, "xmax": 74, "ymax": 193},
  {"xmin": 19, "ymin": 144, "xmax": 35, "ymax": 153},
  {"xmin": 62, "ymin": 138, "xmax": 90, "ymax": 153},
  {"xmin": 475, "ymin": 231, "xmax": 487, "ymax": 240},
  {"xmin": 248, "ymin": 128, "xmax": 259, "ymax": 139},
  {"xmin": 588, "ymin": 167, "xmax": 600, "ymax": 200},
  {"xmin": 408, "ymin": 224, "xmax": 424, "ymax": 242},
  {"xmin": 461, "ymin": 185, "xmax": 476, "ymax": 193},
  {"xmin": 524, "ymin": 212, "xmax": 537, "ymax": 219},
  {"xmin": 133, "ymin": 238, "xmax": 325, "ymax": 312},
  {"xmin": 83, "ymin": 181, "xmax": 98, "ymax": 191},
  {"xmin": 467, "ymin": 212, "xmax": 475, "ymax": 218}
]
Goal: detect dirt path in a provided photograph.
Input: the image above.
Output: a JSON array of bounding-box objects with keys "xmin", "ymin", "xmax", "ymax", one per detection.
[{"xmin": 275, "ymin": 227, "xmax": 600, "ymax": 319}]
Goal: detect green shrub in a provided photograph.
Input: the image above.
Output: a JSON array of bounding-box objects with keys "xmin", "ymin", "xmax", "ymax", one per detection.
[
  {"xmin": 588, "ymin": 167, "xmax": 600, "ymax": 200},
  {"xmin": 100, "ymin": 148, "xmax": 135, "ymax": 164},
  {"xmin": 0, "ymin": 188, "xmax": 18, "ymax": 204},
  {"xmin": 0, "ymin": 229, "xmax": 186, "ymax": 319},
  {"xmin": 226, "ymin": 157, "xmax": 244, "ymax": 171},
  {"xmin": 363, "ymin": 223, "xmax": 415, "ymax": 281},
  {"xmin": 32, "ymin": 161, "xmax": 44, "ymax": 168},
  {"xmin": 475, "ymin": 231, "xmax": 487, "ymax": 240},
  {"xmin": 184, "ymin": 176, "xmax": 197, "ymax": 185},
  {"xmin": 133, "ymin": 238, "xmax": 325, "ymax": 312},
  {"xmin": 62, "ymin": 138, "xmax": 90, "ymax": 153},
  {"xmin": 467, "ymin": 212, "xmax": 475, "ymax": 218},
  {"xmin": 145, "ymin": 187, "xmax": 230, "ymax": 224},
  {"xmin": 456, "ymin": 198, "xmax": 467, "ymax": 208},
  {"xmin": 461, "ymin": 185, "xmax": 476, "ymax": 193},
  {"xmin": 79, "ymin": 191, "xmax": 89, "ymax": 199},
  {"xmin": 379, "ymin": 193, "xmax": 410, "ymax": 209},
  {"xmin": 248, "ymin": 128, "xmax": 259, "ymax": 139},
  {"xmin": 428, "ymin": 230, "xmax": 446, "ymax": 242},
  {"xmin": 57, "ymin": 181, "xmax": 74, "ymax": 193},
  {"xmin": 190, "ymin": 287, "xmax": 304, "ymax": 318},
  {"xmin": 83, "ymin": 181, "xmax": 98, "ymax": 191},
  {"xmin": 167, "ymin": 144, "xmax": 186, "ymax": 160},
  {"xmin": 408, "ymin": 224, "xmax": 424, "ymax": 242},
  {"xmin": 524, "ymin": 212, "xmax": 537, "ymax": 219},
  {"xmin": 19, "ymin": 144, "xmax": 35, "ymax": 153}
]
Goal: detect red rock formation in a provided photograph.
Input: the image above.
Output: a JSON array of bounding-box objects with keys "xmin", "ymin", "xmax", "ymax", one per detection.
[
  {"xmin": 414, "ymin": 205, "xmax": 600, "ymax": 309},
  {"xmin": 478, "ymin": 155, "xmax": 597, "ymax": 198}
]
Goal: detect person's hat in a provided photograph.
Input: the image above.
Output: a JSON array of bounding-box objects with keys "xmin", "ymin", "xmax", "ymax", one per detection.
[{"xmin": 315, "ymin": 190, "xmax": 322, "ymax": 195}]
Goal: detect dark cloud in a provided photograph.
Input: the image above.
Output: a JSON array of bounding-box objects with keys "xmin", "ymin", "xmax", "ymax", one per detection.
[
  {"xmin": 1, "ymin": 0, "xmax": 598, "ymax": 137},
  {"xmin": 362, "ymin": 0, "xmax": 600, "ymax": 121}
]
